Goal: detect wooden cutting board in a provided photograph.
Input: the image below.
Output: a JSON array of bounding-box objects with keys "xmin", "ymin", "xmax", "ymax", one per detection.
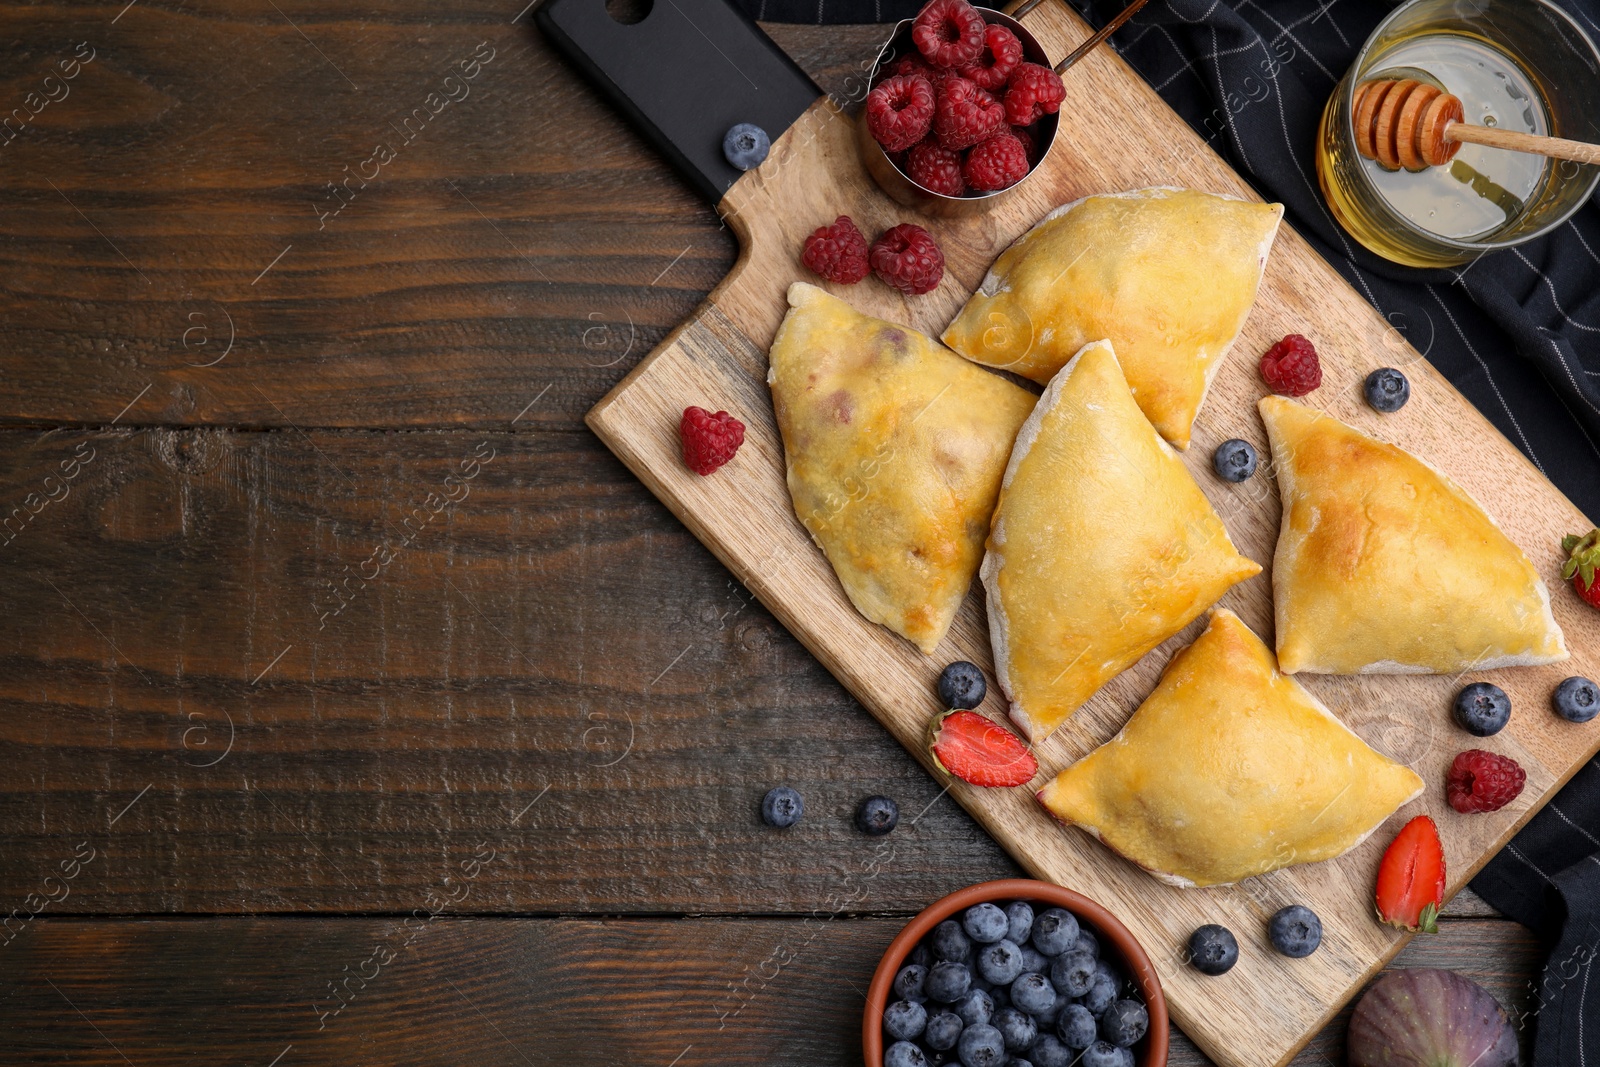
[{"xmin": 584, "ymin": 4, "xmax": 1600, "ymax": 1063}]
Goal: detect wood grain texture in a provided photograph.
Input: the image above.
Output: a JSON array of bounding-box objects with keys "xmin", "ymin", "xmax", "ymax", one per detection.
[
  {"xmin": 0, "ymin": 915, "xmax": 1542, "ymax": 1066},
  {"xmin": 0, "ymin": 1, "xmax": 883, "ymax": 431},
  {"xmin": 0, "ymin": 426, "xmax": 1033, "ymax": 913},
  {"xmin": 584, "ymin": 2, "xmax": 1600, "ymax": 1064}
]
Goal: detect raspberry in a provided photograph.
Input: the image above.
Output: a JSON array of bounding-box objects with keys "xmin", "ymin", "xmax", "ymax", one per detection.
[
  {"xmin": 906, "ymin": 137, "xmax": 965, "ymax": 197},
  {"xmin": 865, "ymin": 74, "xmax": 936, "ymax": 153},
  {"xmin": 958, "ymin": 24, "xmax": 1024, "ymax": 91},
  {"xmin": 889, "ymin": 52, "xmax": 935, "ymax": 80},
  {"xmin": 679, "ymin": 406, "xmax": 745, "ymax": 476},
  {"xmin": 1003, "ymin": 62, "xmax": 1066, "ymax": 126},
  {"xmin": 1010, "ymin": 123, "xmax": 1036, "ymax": 163},
  {"xmin": 1447, "ymin": 749, "xmax": 1526, "ymax": 814},
  {"xmin": 912, "ymin": 0, "xmax": 986, "ymax": 69},
  {"xmin": 934, "ymin": 75, "xmax": 1006, "ymax": 151},
  {"xmin": 870, "ymin": 223, "xmax": 945, "ymax": 295},
  {"xmin": 964, "ymin": 131, "xmax": 1029, "ymax": 191},
  {"xmin": 1260, "ymin": 334, "xmax": 1323, "ymax": 396},
  {"xmin": 801, "ymin": 216, "xmax": 871, "ymax": 284}
]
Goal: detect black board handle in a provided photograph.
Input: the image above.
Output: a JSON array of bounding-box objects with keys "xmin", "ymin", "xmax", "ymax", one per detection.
[{"xmin": 535, "ymin": 0, "xmax": 822, "ymax": 204}]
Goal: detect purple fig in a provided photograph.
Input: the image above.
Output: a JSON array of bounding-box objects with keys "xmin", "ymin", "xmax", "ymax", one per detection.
[{"xmin": 1348, "ymin": 968, "xmax": 1520, "ymax": 1067}]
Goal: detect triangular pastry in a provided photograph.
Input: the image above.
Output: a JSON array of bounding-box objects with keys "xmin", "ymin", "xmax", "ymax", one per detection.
[
  {"xmin": 768, "ymin": 282, "xmax": 1037, "ymax": 655},
  {"xmin": 1261, "ymin": 396, "xmax": 1567, "ymax": 674},
  {"xmin": 1038, "ymin": 609, "xmax": 1425, "ymax": 888},
  {"xmin": 982, "ymin": 340, "xmax": 1260, "ymax": 741},
  {"xmin": 942, "ymin": 187, "xmax": 1283, "ymax": 449}
]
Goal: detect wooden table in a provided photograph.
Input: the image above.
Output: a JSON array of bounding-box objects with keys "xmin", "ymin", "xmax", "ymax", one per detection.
[{"xmin": 0, "ymin": 4, "xmax": 1542, "ymax": 1063}]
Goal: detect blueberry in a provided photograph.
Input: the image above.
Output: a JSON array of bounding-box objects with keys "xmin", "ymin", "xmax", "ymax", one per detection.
[
  {"xmin": 1268, "ymin": 904, "xmax": 1323, "ymax": 958},
  {"xmin": 1032, "ymin": 992, "xmax": 1066, "ymax": 1028},
  {"xmin": 885, "ymin": 999, "xmax": 929, "ymax": 1041},
  {"xmin": 1213, "ymin": 438, "xmax": 1259, "ymax": 482},
  {"xmin": 1009, "ymin": 972, "xmax": 1056, "ymax": 1015},
  {"xmin": 1056, "ymin": 1002, "xmax": 1098, "ymax": 1048},
  {"xmin": 1454, "ymin": 682, "xmax": 1511, "ymax": 736},
  {"xmin": 1081, "ymin": 1039, "xmax": 1132, "ymax": 1067},
  {"xmin": 1364, "ymin": 367, "xmax": 1410, "ymax": 413},
  {"xmin": 1017, "ymin": 944, "xmax": 1048, "ymax": 975},
  {"xmin": 885, "ymin": 1040, "xmax": 930, "ymax": 1067},
  {"xmin": 1554, "ymin": 676, "xmax": 1600, "ymax": 723},
  {"xmin": 1099, "ymin": 999, "xmax": 1148, "ymax": 1047},
  {"xmin": 962, "ymin": 903, "xmax": 1009, "ymax": 944},
  {"xmin": 1081, "ymin": 972, "xmax": 1118, "ymax": 1016},
  {"xmin": 1011, "ymin": 1061, "xmax": 1034, "ymax": 1067},
  {"xmin": 925, "ymin": 1011, "xmax": 965, "ymax": 1051},
  {"xmin": 910, "ymin": 942, "xmax": 934, "ymax": 969},
  {"xmin": 1005, "ymin": 901, "xmax": 1034, "ymax": 945},
  {"xmin": 938, "ymin": 661, "xmax": 987, "ymax": 709},
  {"xmin": 957, "ymin": 1022, "xmax": 1007, "ymax": 1067},
  {"xmin": 993, "ymin": 1006, "xmax": 1037, "ymax": 1051},
  {"xmin": 894, "ymin": 964, "xmax": 929, "ymax": 1003},
  {"xmin": 1030, "ymin": 908, "xmax": 1080, "ymax": 956},
  {"xmin": 976, "ymin": 939, "xmax": 1025, "ymax": 986},
  {"xmin": 856, "ymin": 795, "xmax": 899, "ymax": 835},
  {"xmin": 987, "ymin": 983, "xmax": 1009, "ymax": 1010},
  {"xmin": 954, "ymin": 988, "xmax": 993, "ymax": 1028},
  {"xmin": 1188, "ymin": 924, "xmax": 1238, "ymax": 976},
  {"xmin": 1073, "ymin": 928, "xmax": 1099, "ymax": 959},
  {"xmin": 931, "ymin": 919, "xmax": 973, "ymax": 962},
  {"xmin": 1026, "ymin": 1034, "xmax": 1074, "ymax": 1067},
  {"xmin": 759, "ymin": 785, "xmax": 803, "ymax": 828},
  {"xmin": 721, "ymin": 122, "xmax": 770, "ymax": 171},
  {"xmin": 927, "ymin": 960, "xmax": 973, "ymax": 1003},
  {"xmin": 1049, "ymin": 950, "xmax": 1096, "ymax": 997}
]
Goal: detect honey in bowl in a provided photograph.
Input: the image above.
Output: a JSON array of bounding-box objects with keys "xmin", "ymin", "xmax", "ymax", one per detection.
[
  {"xmin": 1316, "ymin": 0, "xmax": 1600, "ymax": 269},
  {"xmin": 1357, "ymin": 40, "xmax": 1548, "ymax": 240}
]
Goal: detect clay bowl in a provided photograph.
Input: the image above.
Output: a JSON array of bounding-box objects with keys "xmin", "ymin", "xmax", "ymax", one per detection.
[{"xmin": 862, "ymin": 878, "xmax": 1169, "ymax": 1066}]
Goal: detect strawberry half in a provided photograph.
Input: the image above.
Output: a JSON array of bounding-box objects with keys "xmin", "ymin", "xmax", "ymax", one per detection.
[
  {"xmin": 928, "ymin": 709, "xmax": 1038, "ymax": 787},
  {"xmin": 1562, "ymin": 529, "xmax": 1600, "ymax": 610},
  {"xmin": 1375, "ymin": 815, "xmax": 1446, "ymax": 934}
]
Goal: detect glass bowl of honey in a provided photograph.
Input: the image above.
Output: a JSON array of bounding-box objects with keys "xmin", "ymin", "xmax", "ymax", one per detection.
[{"xmin": 1317, "ymin": 0, "xmax": 1600, "ymax": 267}]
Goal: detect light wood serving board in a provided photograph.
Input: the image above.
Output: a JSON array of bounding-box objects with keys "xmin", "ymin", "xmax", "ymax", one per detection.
[{"xmin": 585, "ymin": 3, "xmax": 1600, "ymax": 1063}]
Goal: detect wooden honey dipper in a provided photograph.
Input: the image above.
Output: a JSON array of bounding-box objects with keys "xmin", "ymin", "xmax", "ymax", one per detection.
[{"xmin": 1354, "ymin": 77, "xmax": 1600, "ymax": 171}]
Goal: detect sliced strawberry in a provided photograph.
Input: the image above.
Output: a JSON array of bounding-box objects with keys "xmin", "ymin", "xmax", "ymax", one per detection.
[
  {"xmin": 1375, "ymin": 815, "xmax": 1445, "ymax": 934},
  {"xmin": 928, "ymin": 709, "xmax": 1037, "ymax": 787}
]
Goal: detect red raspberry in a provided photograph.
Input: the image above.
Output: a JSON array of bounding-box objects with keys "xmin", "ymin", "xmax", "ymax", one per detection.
[
  {"xmin": 1447, "ymin": 749, "xmax": 1526, "ymax": 814},
  {"xmin": 934, "ymin": 75, "xmax": 1006, "ymax": 151},
  {"xmin": 1260, "ymin": 334, "xmax": 1323, "ymax": 396},
  {"xmin": 679, "ymin": 406, "xmax": 745, "ymax": 476},
  {"xmin": 866, "ymin": 74, "xmax": 936, "ymax": 153},
  {"xmin": 912, "ymin": 0, "xmax": 986, "ymax": 69},
  {"xmin": 906, "ymin": 137, "xmax": 965, "ymax": 197},
  {"xmin": 958, "ymin": 24, "xmax": 1024, "ymax": 91},
  {"xmin": 870, "ymin": 223, "xmax": 945, "ymax": 296},
  {"xmin": 964, "ymin": 131, "xmax": 1029, "ymax": 192},
  {"xmin": 1003, "ymin": 62, "xmax": 1066, "ymax": 125},
  {"xmin": 1010, "ymin": 123, "xmax": 1036, "ymax": 163},
  {"xmin": 889, "ymin": 52, "xmax": 935, "ymax": 80},
  {"xmin": 801, "ymin": 216, "xmax": 871, "ymax": 284}
]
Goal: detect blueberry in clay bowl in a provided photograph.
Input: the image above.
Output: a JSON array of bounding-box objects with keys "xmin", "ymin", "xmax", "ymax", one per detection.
[{"xmin": 863, "ymin": 879, "xmax": 1169, "ymax": 1066}]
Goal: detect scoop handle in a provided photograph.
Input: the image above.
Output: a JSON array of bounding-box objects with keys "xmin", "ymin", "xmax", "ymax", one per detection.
[{"xmin": 1446, "ymin": 122, "xmax": 1600, "ymax": 166}]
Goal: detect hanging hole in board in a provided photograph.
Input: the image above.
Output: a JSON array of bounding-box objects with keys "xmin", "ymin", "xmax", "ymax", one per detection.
[{"xmin": 606, "ymin": 0, "xmax": 652, "ymax": 24}]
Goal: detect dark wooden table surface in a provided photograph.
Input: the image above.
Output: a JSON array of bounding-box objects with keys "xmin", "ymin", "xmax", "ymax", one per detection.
[{"xmin": 0, "ymin": 3, "xmax": 1542, "ymax": 1064}]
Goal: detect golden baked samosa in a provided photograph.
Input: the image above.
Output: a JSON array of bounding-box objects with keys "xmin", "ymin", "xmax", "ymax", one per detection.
[
  {"xmin": 768, "ymin": 282, "xmax": 1036, "ymax": 654},
  {"xmin": 1260, "ymin": 396, "xmax": 1567, "ymax": 674},
  {"xmin": 1038, "ymin": 609, "xmax": 1425, "ymax": 888},
  {"xmin": 982, "ymin": 339, "xmax": 1260, "ymax": 741},
  {"xmin": 943, "ymin": 188, "xmax": 1282, "ymax": 449}
]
